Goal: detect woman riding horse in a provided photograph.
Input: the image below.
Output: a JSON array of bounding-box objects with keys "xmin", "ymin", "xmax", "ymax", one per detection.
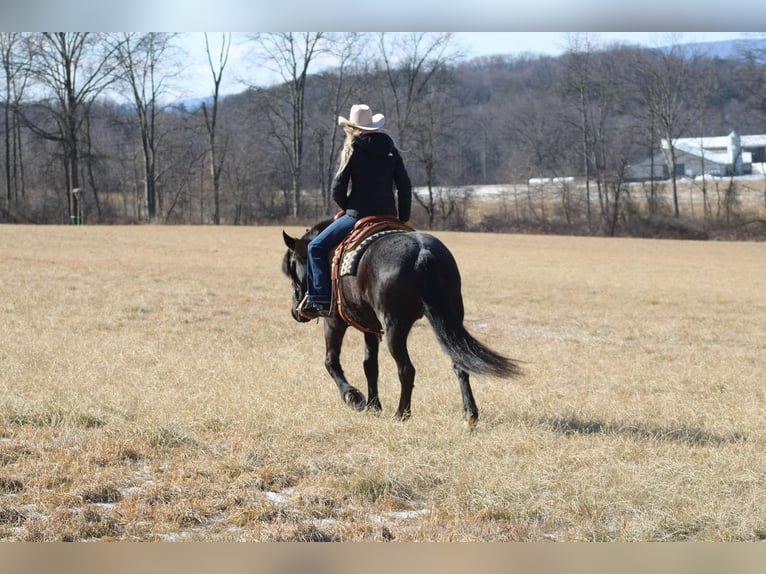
[{"xmin": 298, "ymin": 104, "xmax": 412, "ymax": 320}]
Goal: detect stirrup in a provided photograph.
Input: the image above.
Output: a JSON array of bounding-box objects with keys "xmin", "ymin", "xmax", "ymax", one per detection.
[
  {"xmin": 296, "ymin": 294, "xmax": 309, "ymax": 315},
  {"xmin": 298, "ymin": 297, "xmax": 331, "ymax": 319}
]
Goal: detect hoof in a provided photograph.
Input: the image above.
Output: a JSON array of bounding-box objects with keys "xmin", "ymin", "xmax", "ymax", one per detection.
[
  {"xmin": 393, "ymin": 409, "xmax": 411, "ymax": 422},
  {"xmin": 367, "ymin": 397, "xmax": 382, "ymax": 413},
  {"xmin": 464, "ymin": 413, "xmax": 478, "ymax": 431},
  {"xmin": 343, "ymin": 389, "xmax": 367, "ymax": 411}
]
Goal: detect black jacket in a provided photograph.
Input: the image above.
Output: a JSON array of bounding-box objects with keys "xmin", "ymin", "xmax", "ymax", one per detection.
[{"xmin": 331, "ymin": 131, "xmax": 412, "ymax": 222}]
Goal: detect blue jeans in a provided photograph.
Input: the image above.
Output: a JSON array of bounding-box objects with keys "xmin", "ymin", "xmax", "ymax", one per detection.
[{"xmin": 306, "ymin": 213, "xmax": 357, "ymax": 304}]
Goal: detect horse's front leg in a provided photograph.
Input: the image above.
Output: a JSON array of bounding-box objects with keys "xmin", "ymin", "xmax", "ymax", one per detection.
[
  {"xmin": 323, "ymin": 316, "xmax": 366, "ymax": 410},
  {"xmin": 363, "ymin": 332, "xmax": 382, "ymax": 412}
]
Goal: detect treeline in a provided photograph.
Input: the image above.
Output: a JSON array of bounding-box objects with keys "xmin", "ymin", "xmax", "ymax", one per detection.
[{"xmin": 2, "ymin": 32, "xmax": 765, "ymax": 237}]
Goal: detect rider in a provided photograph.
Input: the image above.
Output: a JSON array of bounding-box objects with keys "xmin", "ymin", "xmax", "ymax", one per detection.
[{"xmin": 298, "ymin": 103, "xmax": 412, "ymax": 320}]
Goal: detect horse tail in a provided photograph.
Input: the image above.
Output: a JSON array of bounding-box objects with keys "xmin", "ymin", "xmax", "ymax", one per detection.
[{"xmin": 416, "ymin": 240, "xmax": 522, "ymax": 379}]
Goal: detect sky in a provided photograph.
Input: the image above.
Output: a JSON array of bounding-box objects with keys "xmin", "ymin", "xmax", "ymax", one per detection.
[
  {"xmin": 6, "ymin": 0, "xmax": 765, "ymax": 32},
  {"xmin": 453, "ymin": 32, "xmax": 751, "ymax": 58},
  {"xmin": 171, "ymin": 32, "xmax": 755, "ymax": 101},
  {"xmin": 1, "ymin": 0, "xmax": 759, "ymax": 100}
]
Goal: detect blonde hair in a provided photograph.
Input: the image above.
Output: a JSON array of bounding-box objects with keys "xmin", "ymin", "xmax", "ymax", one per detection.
[{"xmin": 336, "ymin": 125, "xmax": 363, "ymax": 178}]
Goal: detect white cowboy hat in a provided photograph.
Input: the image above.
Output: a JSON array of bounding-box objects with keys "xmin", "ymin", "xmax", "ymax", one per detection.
[{"xmin": 337, "ymin": 104, "xmax": 385, "ymax": 131}]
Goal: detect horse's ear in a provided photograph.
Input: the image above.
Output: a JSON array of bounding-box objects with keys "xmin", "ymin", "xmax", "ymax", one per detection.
[{"xmin": 282, "ymin": 230, "xmax": 296, "ymax": 251}]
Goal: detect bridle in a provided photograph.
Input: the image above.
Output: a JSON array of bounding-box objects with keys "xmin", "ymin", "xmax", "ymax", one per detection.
[{"xmin": 287, "ymin": 250, "xmax": 310, "ymax": 322}]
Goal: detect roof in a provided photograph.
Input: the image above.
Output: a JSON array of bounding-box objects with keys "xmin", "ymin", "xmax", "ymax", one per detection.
[{"xmin": 661, "ymin": 132, "xmax": 766, "ymax": 166}]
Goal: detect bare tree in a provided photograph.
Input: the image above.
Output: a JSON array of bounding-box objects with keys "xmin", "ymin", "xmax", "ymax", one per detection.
[
  {"xmin": 202, "ymin": 32, "xmax": 231, "ymax": 225},
  {"xmin": 739, "ymin": 35, "xmax": 766, "ymax": 213},
  {"xmin": 23, "ymin": 33, "xmax": 119, "ymax": 223},
  {"xmin": 634, "ymin": 39, "xmax": 701, "ymax": 219},
  {"xmin": 112, "ymin": 32, "xmax": 178, "ymax": 221},
  {"xmin": 316, "ymin": 32, "xmax": 368, "ymax": 215},
  {"xmin": 561, "ymin": 33, "xmax": 597, "ymax": 229},
  {"xmin": 376, "ymin": 32, "xmax": 457, "ymax": 142},
  {"xmin": 0, "ymin": 33, "xmax": 30, "ymax": 217},
  {"xmin": 409, "ymin": 90, "xmax": 463, "ymax": 227},
  {"xmin": 375, "ymin": 33, "xmax": 458, "ymax": 227},
  {"xmin": 249, "ymin": 32, "xmax": 326, "ymax": 218},
  {"xmin": 505, "ymin": 90, "xmax": 570, "ymax": 225}
]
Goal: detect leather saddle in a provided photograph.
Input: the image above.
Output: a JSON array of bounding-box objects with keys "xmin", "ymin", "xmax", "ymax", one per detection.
[{"xmin": 330, "ymin": 215, "xmax": 413, "ymax": 335}]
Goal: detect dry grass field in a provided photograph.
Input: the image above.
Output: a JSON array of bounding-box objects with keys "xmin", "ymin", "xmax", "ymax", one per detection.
[{"xmin": 0, "ymin": 224, "xmax": 765, "ymax": 542}]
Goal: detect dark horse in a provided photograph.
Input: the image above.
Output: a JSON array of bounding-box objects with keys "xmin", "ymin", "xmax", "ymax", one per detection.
[{"xmin": 282, "ymin": 219, "xmax": 521, "ymax": 426}]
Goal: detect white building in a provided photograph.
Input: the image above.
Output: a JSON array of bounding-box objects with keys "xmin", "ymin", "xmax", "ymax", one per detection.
[{"xmin": 627, "ymin": 131, "xmax": 766, "ymax": 181}]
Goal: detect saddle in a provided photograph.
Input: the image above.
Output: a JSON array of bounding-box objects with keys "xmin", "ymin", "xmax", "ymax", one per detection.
[{"xmin": 330, "ymin": 215, "xmax": 413, "ymax": 335}]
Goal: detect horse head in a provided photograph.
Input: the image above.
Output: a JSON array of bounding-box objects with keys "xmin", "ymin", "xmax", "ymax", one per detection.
[
  {"xmin": 282, "ymin": 230, "xmax": 312, "ymax": 323},
  {"xmin": 281, "ymin": 221, "xmax": 333, "ymax": 323}
]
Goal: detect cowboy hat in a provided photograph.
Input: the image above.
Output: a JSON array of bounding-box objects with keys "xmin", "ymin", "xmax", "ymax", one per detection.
[{"xmin": 337, "ymin": 104, "xmax": 385, "ymax": 131}]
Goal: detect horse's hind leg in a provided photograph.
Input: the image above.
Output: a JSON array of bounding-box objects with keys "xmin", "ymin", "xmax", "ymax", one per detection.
[
  {"xmin": 453, "ymin": 364, "xmax": 479, "ymax": 429},
  {"xmin": 385, "ymin": 322, "xmax": 416, "ymax": 420},
  {"xmin": 324, "ymin": 318, "xmax": 366, "ymax": 410},
  {"xmin": 363, "ymin": 332, "xmax": 382, "ymax": 412}
]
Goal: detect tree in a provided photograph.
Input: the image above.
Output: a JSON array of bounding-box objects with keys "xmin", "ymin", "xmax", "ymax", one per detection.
[
  {"xmin": 739, "ymin": 35, "xmax": 766, "ymax": 212},
  {"xmin": 409, "ymin": 89, "xmax": 464, "ymax": 227},
  {"xmin": 23, "ymin": 33, "xmax": 119, "ymax": 223},
  {"xmin": 634, "ymin": 39, "xmax": 701, "ymax": 219},
  {"xmin": 376, "ymin": 33, "xmax": 457, "ymax": 141},
  {"xmin": 202, "ymin": 33, "xmax": 231, "ymax": 225},
  {"xmin": 0, "ymin": 33, "xmax": 30, "ymax": 218},
  {"xmin": 376, "ymin": 32, "xmax": 458, "ymax": 226},
  {"xmin": 249, "ymin": 32, "xmax": 326, "ymax": 218},
  {"xmin": 561, "ymin": 33, "xmax": 598, "ymax": 229},
  {"xmin": 315, "ymin": 33, "xmax": 368, "ymax": 215},
  {"xmin": 504, "ymin": 90, "xmax": 570, "ymax": 225},
  {"xmin": 561, "ymin": 36, "xmax": 640, "ymax": 233},
  {"xmin": 1, "ymin": 32, "xmax": 763, "ymax": 232},
  {"xmin": 112, "ymin": 32, "xmax": 178, "ymax": 221}
]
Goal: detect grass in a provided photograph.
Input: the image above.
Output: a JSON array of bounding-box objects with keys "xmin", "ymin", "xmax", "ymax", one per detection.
[
  {"xmin": 463, "ymin": 179, "xmax": 766, "ymax": 240},
  {"xmin": 0, "ymin": 224, "xmax": 765, "ymax": 541}
]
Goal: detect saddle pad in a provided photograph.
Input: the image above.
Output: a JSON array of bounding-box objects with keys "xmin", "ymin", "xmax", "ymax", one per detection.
[{"xmin": 339, "ymin": 229, "xmax": 408, "ymax": 276}]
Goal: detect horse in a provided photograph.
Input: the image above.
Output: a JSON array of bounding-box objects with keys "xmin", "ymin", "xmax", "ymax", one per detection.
[{"xmin": 281, "ymin": 219, "xmax": 521, "ymax": 426}]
